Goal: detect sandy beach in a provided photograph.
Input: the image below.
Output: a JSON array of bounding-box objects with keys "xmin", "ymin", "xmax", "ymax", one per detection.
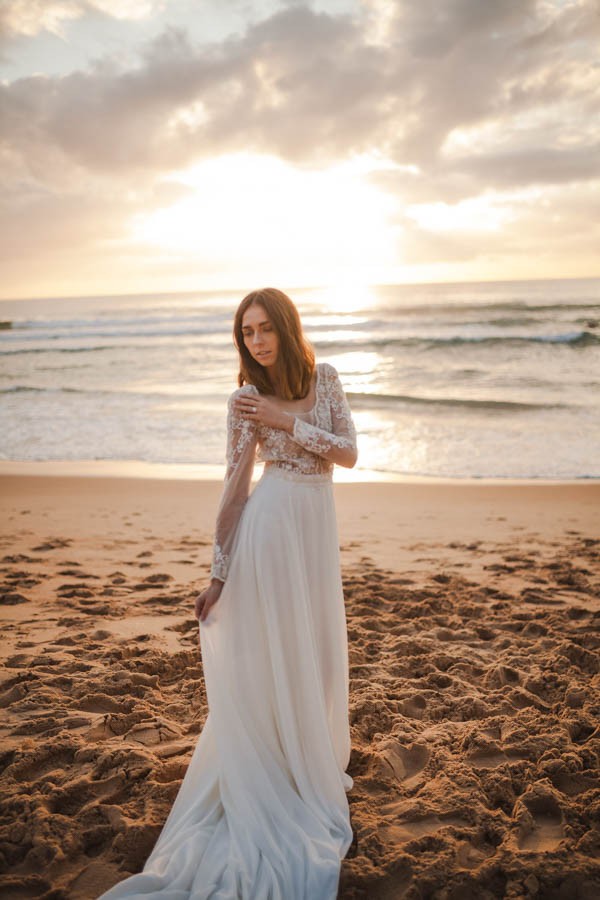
[{"xmin": 0, "ymin": 470, "xmax": 599, "ymax": 899}]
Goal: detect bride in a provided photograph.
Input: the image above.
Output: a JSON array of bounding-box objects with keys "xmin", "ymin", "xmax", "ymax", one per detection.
[{"xmin": 99, "ymin": 287, "xmax": 357, "ymax": 899}]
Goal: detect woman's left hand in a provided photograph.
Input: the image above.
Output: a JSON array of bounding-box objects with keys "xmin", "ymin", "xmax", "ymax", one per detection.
[{"xmin": 234, "ymin": 394, "xmax": 293, "ymax": 433}]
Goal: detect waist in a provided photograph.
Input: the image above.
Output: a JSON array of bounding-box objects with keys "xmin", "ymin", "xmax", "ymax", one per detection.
[{"xmin": 262, "ymin": 462, "xmax": 333, "ymax": 484}]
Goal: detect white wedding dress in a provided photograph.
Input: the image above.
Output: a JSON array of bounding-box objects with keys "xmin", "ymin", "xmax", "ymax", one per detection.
[{"xmin": 99, "ymin": 362, "xmax": 356, "ymax": 900}]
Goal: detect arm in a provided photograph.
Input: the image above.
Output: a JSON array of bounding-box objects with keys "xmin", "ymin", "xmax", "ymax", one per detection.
[
  {"xmin": 288, "ymin": 364, "xmax": 358, "ymax": 468},
  {"xmin": 210, "ymin": 388, "xmax": 259, "ymax": 582}
]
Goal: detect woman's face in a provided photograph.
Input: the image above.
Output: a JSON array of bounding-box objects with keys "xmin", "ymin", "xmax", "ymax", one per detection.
[{"xmin": 241, "ymin": 303, "xmax": 279, "ymax": 369}]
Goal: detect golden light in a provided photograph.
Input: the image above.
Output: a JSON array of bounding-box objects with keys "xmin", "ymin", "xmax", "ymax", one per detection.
[
  {"xmin": 313, "ymin": 283, "xmax": 379, "ymax": 314},
  {"xmin": 130, "ymin": 153, "xmax": 399, "ymax": 289},
  {"xmin": 405, "ymin": 195, "xmax": 516, "ymax": 233}
]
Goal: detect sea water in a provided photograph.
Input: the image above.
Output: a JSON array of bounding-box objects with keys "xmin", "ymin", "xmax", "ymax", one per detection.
[{"xmin": 1, "ymin": 279, "xmax": 599, "ymax": 479}]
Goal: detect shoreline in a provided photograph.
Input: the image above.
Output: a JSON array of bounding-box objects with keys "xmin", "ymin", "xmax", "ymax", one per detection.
[
  {"xmin": 1, "ymin": 469, "xmax": 598, "ymax": 585},
  {"xmin": 0, "ymin": 458, "xmax": 598, "ymax": 485}
]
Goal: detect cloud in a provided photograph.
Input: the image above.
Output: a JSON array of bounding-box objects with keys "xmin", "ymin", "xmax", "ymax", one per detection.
[
  {"xmin": 393, "ymin": 179, "xmax": 600, "ymax": 274},
  {"xmin": 0, "ymin": 0, "xmax": 164, "ymax": 39},
  {"xmin": 1, "ymin": 0, "xmax": 599, "ymax": 294},
  {"xmin": 2, "ymin": 1, "xmax": 598, "ymax": 183}
]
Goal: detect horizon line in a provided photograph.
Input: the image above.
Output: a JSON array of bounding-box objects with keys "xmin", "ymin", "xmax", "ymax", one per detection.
[{"xmin": 1, "ymin": 273, "xmax": 599, "ymax": 304}]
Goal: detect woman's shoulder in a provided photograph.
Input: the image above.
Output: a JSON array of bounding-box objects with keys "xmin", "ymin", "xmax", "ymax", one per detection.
[
  {"xmin": 227, "ymin": 383, "xmax": 259, "ymax": 410},
  {"xmin": 316, "ymin": 361, "xmax": 340, "ymax": 382},
  {"xmin": 229, "ymin": 383, "xmax": 259, "ymax": 399}
]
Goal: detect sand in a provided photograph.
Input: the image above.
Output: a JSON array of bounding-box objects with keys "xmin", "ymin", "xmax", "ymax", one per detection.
[{"xmin": 0, "ymin": 471, "xmax": 599, "ymax": 899}]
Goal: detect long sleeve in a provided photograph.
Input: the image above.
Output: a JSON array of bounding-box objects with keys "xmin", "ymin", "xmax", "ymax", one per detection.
[
  {"xmin": 210, "ymin": 387, "xmax": 259, "ymax": 582},
  {"xmin": 289, "ymin": 363, "xmax": 357, "ymax": 468}
]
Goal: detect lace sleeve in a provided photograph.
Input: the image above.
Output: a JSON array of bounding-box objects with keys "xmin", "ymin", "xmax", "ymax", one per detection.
[
  {"xmin": 290, "ymin": 363, "xmax": 357, "ymax": 468},
  {"xmin": 210, "ymin": 387, "xmax": 259, "ymax": 582}
]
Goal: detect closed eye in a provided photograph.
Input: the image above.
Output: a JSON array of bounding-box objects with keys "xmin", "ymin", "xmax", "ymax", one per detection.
[{"xmin": 242, "ymin": 320, "xmax": 272, "ymax": 336}]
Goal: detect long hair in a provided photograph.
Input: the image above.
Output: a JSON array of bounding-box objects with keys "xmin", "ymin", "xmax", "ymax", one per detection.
[{"xmin": 233, "ymin": 288, "xmax": 315, "ymax": 400}]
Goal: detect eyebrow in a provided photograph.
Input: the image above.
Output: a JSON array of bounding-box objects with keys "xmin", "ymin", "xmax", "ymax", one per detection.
[{"xmin": 242, "ymin": 319, "xmax": 271, "ymax": 330}]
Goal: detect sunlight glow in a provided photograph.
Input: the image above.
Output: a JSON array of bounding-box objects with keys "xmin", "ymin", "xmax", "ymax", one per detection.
[
  {"xmin": 406, "ymin": 195, "xmax": 517, "ymax": 233},
  {"xmin": 130, "ymin": 154, "xmax": 399, "ymax": 291},
  {"xmin": 307, "ymin": 283, "xmax": 379, "ymax": 313}
]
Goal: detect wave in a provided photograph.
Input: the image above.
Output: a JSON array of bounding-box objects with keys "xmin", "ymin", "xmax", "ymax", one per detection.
[
  {"xmin": 0, "ymin": 385, "xmax": 98, "ymax": 395},
  {"xmin": 0, "ymin": 385, "xmax": 186, "ymax": 399},
  {"xmin": 2, "ymin": 330, "xmax": 598, "ymax": 357},
  {"xmin": 346, "ymin": 392, "xmax": 567, "ymax": 412},
  {"xmin": 0, "ymin": 323, "xmax": 229, "ymax": 340},
  {"xmin": 315, "ymin": 330, "xmax": 600, "ymax": 351},
  {"xmin": 376, "ymin": 298, "xmax": 600, "ymax": 316},
  {"xmin": 0, "ymin": 340, "xmax": 208, "ymax": 355},
  {"xmin": 0, "ymin": 345, "xmax": 121, "ymax": 356},
  {"xmin": 2, "ymin": 384, "xmax": 570, "ymax": 412},
  {"xmin": 3, "ymin": 297, "xmax": 599, "ymax": 332},
  {"xmin": 0, "ymin": 306, "xmax": 231, "ymax": 330}
]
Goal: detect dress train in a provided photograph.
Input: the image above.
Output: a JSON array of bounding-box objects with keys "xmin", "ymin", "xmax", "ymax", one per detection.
[{"xmin": 98, "ymin": 465, "xmax": 353, "ymax": 900}]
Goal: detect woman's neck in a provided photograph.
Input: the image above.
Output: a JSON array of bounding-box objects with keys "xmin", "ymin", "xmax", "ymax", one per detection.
[{"xmin": 266, "ymin": 366, "xmax": 282, "ymax": 397}]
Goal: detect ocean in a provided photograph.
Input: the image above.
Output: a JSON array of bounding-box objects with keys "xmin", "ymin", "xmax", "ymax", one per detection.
[{"xmin": 1, "ymin": 278, "xmax": 599, "ymax": 480}]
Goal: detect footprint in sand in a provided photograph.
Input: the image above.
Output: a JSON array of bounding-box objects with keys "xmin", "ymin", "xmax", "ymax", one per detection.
[
  {"xmin": 57, "ymin": 569, "xmax": 98, "ymax": 579},
  {"xmin": 0, "ymin": 680, "xmax": 31, "ymax": 707},
  {"xmin": 483, "ymin": 664, "xmax": 522, "ymax": 689},
  {"xmin": 78, "ymin": 692, "xmax": 135, "ymax": 714},
  {"xmin": 376, "ymin": 739, "xmax": 430, "ymax": 787},
  {"xmin": 142, "ymin": 593, "xmax": 185, "ymax": 607},
  {"xmin": 566, "ymin": 720, "xmax": 596, "ymax": 744},
  {"xmin": 378, "ymin": 812, "xmax": 468, "ymax": 845},
  {"xmin": 125, "ymin": 720, "xmax": 182, "ymax": 745},
  {"xmin": 57, "ymin": 584, "xmax": 96, "ymax": 598},
  {"xmin": 516, "ymin": 792, "xmax": 565, "ymax": 852},
  {"xmin": 521, "ymin": 587, "xmax": 565, "ymax": 605},
  {"xmin": 397, "ymin": 694, "xmax": 427, "ymax": 719},
  {"xmin": 132, "ymin": 573, "xmax": 174, "ymax": 591},
  {"xmin": 4, "ymin": 744, "xmax": 78, "ymax": 782},
  {"xmin": 3, "ymin": 570, "xmax": 41, "ymax": 588},
  {"xmin": 467, "ymin": 747, "xmax": 526, "ymax": 769},
  {"xmin": 32, "ymin": 538, "xmax": 72, "ymax": 551},
  {"xmin": 0, "ymin": 591, "xmax": 29, "ymax": 604},
  {"xmin": 2, "ymin": 553, "xmax": 42, "ymax": 564}
]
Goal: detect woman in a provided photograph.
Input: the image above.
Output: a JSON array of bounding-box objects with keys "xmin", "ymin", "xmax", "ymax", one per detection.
[{"xmin": 99, "ymin": 287, "xmax": 357, "ymax": 900}]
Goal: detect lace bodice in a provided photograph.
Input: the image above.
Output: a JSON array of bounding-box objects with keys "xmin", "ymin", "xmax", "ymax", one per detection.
[{"xmin": 210, "ymin": 362, "xmax": 357, "ymax": 581}]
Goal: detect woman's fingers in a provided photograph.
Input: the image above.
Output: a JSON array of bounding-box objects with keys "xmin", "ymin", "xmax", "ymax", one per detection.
[
  {"xmin": 236, "ymin": 400, "xmax": 260, "ymax": 420},
  {"xmin": 194, "ymin": 594, "xmax": 204, "ymax": 620},
  {"xmin": 195, "ymin": 585, "xmax": 221, "ymax": 623},
  {"xmin": 236, "ymin": 397, "xmax": 259, "ymax": 413},
  {"xmin": 199, "ymin": 595, "xmax": 216, "ymax": 622}
]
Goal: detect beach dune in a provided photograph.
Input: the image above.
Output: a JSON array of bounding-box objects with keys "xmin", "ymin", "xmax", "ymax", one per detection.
[{"xmin": 0, "ymin": 472, "xmax": 599, "ymax": 899}]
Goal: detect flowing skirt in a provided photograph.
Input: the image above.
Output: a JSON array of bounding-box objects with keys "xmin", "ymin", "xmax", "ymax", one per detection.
[{"xmin": 98, "ymin": 464, "xmax": 354, "ymax": 900}]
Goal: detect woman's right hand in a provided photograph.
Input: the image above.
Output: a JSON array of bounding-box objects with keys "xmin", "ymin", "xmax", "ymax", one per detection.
[
  {"xmin": 234, "ymin": 393, "xmax": 293, "ymax": 433},
  {"xmin": 195, "ymin": 578, "xmax": 224, "ymax": 623}
]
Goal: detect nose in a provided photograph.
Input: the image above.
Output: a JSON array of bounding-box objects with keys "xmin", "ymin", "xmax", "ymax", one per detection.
[{"xmin": 253, "ymin": 331, "xmax": 264, "ymax": 346}]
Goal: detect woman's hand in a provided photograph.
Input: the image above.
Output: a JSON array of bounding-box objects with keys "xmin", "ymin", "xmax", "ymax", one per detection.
[
  {"xmin": 195, "ymin": 578, "xmax": 224, "ymax": 623},
  {"xmin": 234, "ymin": 394, "xmax": 294, "ymax": 433}
]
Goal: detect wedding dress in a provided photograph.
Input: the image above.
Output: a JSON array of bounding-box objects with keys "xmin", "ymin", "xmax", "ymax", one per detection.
[{"xmin": 99, "ymin": 361, "xmax": 356, "ymax": 900}]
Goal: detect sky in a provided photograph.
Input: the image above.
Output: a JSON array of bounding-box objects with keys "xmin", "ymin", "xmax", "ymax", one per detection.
[{"xmin": 1, "ymin": 0, "xmax": 599, "ymax": 300}]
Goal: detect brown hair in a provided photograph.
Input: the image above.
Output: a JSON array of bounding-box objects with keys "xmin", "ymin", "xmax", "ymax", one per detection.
[{"xmin": 233, "ymin": 288, "xmax": 315, "ymax": 400}]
